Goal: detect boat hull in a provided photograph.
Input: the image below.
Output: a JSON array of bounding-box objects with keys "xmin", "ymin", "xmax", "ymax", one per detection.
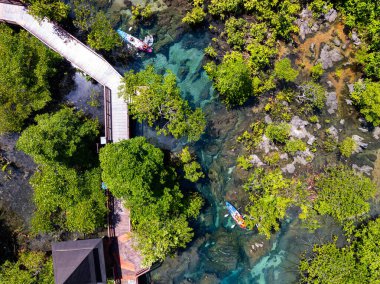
[
  {"xmin": 117, "ymin": 29, "xmax": 153, "ymax": 53},
  {"xmin": 225, "ymin": 201, "xmax": 247, "ymax": 229}
]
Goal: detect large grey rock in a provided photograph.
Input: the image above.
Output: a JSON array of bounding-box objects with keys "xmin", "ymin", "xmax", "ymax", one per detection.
[
  {"xmin": 282, "ymin": 163, "xmax": 296, "ymax": 174},
  {"xmin": 352, "ymin": 135, "xmax": 367, "ymax": 153},
  {"xmin": 296, "ymin": 9, "xmax": 314, "ymax": 40},
  {"xmin": 319, "ymin": 44, "xmax": 343, "ymax": 69},
  {"xmin": 250, "ymin": 154, "xmax": 265, "ymax": 167},
  {"xmin": 324, "ymin": 9, "xmax": 338, "ymax": 22},
  {"xmin": 290, "ymin": 116, "xmax": 316, "ymax": 145},
  {"xmin": 352, "ymin": 164, "xmax": 372, "ymax": 176}
]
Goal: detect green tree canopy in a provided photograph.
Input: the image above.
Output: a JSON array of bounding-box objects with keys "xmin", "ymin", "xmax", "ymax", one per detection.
[
  {"xmin": 0, "ymin": 251, "xmax": 54, "ymax": 284},
  {"xmin": 30, "ymin": 164, "xmax": 106, "ymax": 234},
  {"xmin": 244, "ymin": 168, "xmax": 307, "ymax": 238},
  {"xmin": 27, "ymin": 0, "xmax": 69, "ymax": 22},
  {"xmin": 16, "ymin": 107, "xmax": 99, "ymax": 167},
  {"xmin": 0, "ymin": 24, "xmax": 61, "ymax": 133},
  {"xmin": 350, "ymin": 79, "xmax": 380, "ymax": 126},
  {"xmin": 299, "ymin": 218, "xmax": 380, "ymax": 283},
  {"xmin": 99, "ymin": 137, "xmax": 203, "ymax": 266},
  {"xmin": 119, "ymin": 65, "xmax": 206, "ymax": 141},
  {"xmin": 314, "ymin": 166, "xmax": 376, "ymax": 227},
  {"xmin": 87, "ymin": 12, "xmax": 121, "ymax": 51},
  {"xmin": 274, "ymin": 58, "xmax": 299, "ymax": 82},
  {"xmin": 205, "ymin": 51, "xmax": 253, "ymax": 107}
]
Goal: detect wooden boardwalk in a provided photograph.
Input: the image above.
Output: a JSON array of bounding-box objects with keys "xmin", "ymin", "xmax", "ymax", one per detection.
[
  {"xmin": 0, "ymin": 2, "xmax": 147, "ymax": 283},
  {"xmin": 0, "ymin": 2, "xmax": 129, "ymax": 142}
]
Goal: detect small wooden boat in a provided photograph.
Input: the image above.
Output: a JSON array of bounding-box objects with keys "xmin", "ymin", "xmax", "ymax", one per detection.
[
  {"xmin": 117, "ymin": 28, "xmax": 153, "ymax": 53},
  {"xmin": 225, "ymin": 201, "xmax": 247, "ymax": 229}
]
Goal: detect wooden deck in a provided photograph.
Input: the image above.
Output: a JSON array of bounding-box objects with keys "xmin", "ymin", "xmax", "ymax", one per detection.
[{"xmin": 0, "ymin": 3, "xmax": 148, "ymax": 283}]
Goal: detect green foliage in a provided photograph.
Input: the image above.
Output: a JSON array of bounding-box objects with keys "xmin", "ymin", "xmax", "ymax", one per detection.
[
  {"xmin": 284, "ymin": 139, "xmax": 307, "ymax": 154},
  {"xmin": 237, "ymin": 155, "xmax": 252, "ymax": 170},
  {"xmin": 315, "ymin": 166, "xmax": 376, "ymax": 226},
  {"xmin": 87, "ymin": 12, "xmax": 121, "ymax": 51},
  {"xmin": 339, "ymin": 137, "xmax": 357, "ymax": 158},
  {"xmin": 236, "ymin": 121, "xmax": 265, "ymax": 151},
  {"xmin": 356, "ymin": 49, "xmax": 380, "ymax": 80},
  {"xmin": 244, "ymin": 168, "xmax": 306, "ymax": 238},
  {"xmin": 30, "ymin": 164, "xmax": 106, "ymax": 234},
  {"xmin": 350, "ymin": 79, "xmax": 380, "ymax": 126},
  {"xmin": 208, "ymin": 0, "xmax": 242, "ymax": 16},
  {"xmin": 72, "ymin": 0, "xmax": 97, "ymax": 31},
  {"xmin": 132, "ymin": 4, "xmax": 154, "ymax": 21},
  {"xmin": 298, "ymin": 81, "xmax": 326, "ymax": 110},
  {"xmin": 243, "ymin": 0, "xmax": 300, "ymax": 40},
  {"xmin": 183, "ymin": 6, "xmax": 206, "ymax": 25},
  {"xmin": 204, "ymin": 46, "xmax": 218, "ymax": 58},
  {"xmin": 265, "ymin": 123, "xmax": 291, "ymax": 143},
  {"xmin": 16, "ymin": 107, "xmax": 99, "ymax": 167},
  {"xmin": 300, "ymin": 218, "xmax": 380, "ymax": 283},
  {"xmin": 310, "ymin": 62, "xmax": 324, "ymax": 80},
  {"xmin": 247, "ymin": 43, "xmax": 277, "ymax": 72},
  {"xmin": 120, "ymin": 66, "xmax": 206, "ymax": 141},
  {"xmin": 308, "ymin": 0, "xmax": 333, "ymax": 16},
  {"xmin": 0, "ymin": 251, "xmax": 54, "ymax": 284},
  {"xmin": 180, "ymin": 147, "xmax": 204, "ymax": 182},
  {"xmin": 205, "ymin": 52, "xmax": 252, "ymax": 107},
  {"xmin": 299, "ymin": 242, "xmax": 364, "ymax": 284},
  {"xmin": 99, "ymin": 138, "xmax": 203, "ymax": 267},
  {"xmin": 27, "ymin": 0, "xmax": 69, "ymax": 22},
  {"xmin": 224, "ymin": 17, "xmax": 248, "ymax": 50},
  {"xmin": 263, "ymin": 151, "xmax": 280, "ymax": 165},
  {"xmin": 0, "ymin": 24, "xmax": 60, "ymax": 133},
  {"xmin": 274, "ymin": 58, "xmax": 299, "ymax": 82}
]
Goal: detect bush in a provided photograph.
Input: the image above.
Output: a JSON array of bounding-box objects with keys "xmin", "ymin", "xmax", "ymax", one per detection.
[
  {"xmin": 265, "ymin": 123, "xmax": 291, "ymax": 143},
  {"xmin": 224, "ymin": 17, "xmax": 248, "ymax": 49},
  {"xmin": 87, "ymin": 12, "xmax": 121, "ymax": 51},
  {"xmin": 208, "ymin": 0, "xmax": 242, "ymax": 16},
  {"xmin": 339, "ymin": 137, "xmax": 357, "ymax": 157},
  {"xmin": 183, "ymin": 6, "xmax": 206, "ymax": 25},
  {"xmin": 180, "ymin": 147, "xmax": 204, "ymax": 182},
  {"xmin": 350, "ymin": 79, "xmax": 380, "ymax": 126},
  {"xmin": 274, "ymin": 58, "xmax": 299, "ymax": 82},
  {"xmin": 310, "ymin": 63, "xmax": 324, "ymax": 80},
  {"xmin": 205, "ymin": 52, "xmax": 253, "ymax": 107},
  {"xmin": 284, "ymin": 139, "xmax": 307, "ymax": 154},
  {"xmin": 298, "ymin": 82, "xmax": 326, "ymax": 110},
  {"xmin": 315, "ymin": 166, "xmax": 376, "ymax": 226}
]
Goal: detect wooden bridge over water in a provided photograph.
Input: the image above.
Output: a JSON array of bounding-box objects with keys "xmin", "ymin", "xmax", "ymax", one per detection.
[{"xmin": 0, "ymin": 1, "xmax": 146, "ymax": 283}]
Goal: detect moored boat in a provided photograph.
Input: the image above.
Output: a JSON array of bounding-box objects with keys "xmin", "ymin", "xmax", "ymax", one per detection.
[
  {"xmin": 117, "ymin": 28, "xmax": 153, "ymax": 53},
  {"xmin": 225, "ymin": 201, "xmax": 247, "ymax": 229}
]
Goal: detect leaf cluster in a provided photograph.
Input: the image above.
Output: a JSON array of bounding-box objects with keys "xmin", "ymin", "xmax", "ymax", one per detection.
[
  {"xmin": 0, "ymin": 24, "xmax": 61, "ymax": 133},
  {"xmin": 120, "ymin": 65, "xmax": 206, "ymax": 141}
]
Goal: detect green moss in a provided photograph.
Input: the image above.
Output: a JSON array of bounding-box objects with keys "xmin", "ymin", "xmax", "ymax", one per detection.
[{"xmin": 284, "ymin": 139, "xmax": 307, "ymax": 154}]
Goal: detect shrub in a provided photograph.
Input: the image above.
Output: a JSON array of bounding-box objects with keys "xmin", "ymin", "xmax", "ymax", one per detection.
[
  {"xmin": 274, "ymin": 58, "xmax": 299, "ymax": 82},
  {"xmin": 265, "ymin": 123, "xmax": 291, "ymax": 143},
  {"xmin": 350, "ymin": 80, "xmax": 380, "ymax": 126},
  {"xmin": 298, "ymin": 82, "xmax": 326, "ymax": 110},
  {"xmin": 284, "ymin": 139, "xmax": 307, "ymax": 154},
  {"xmin": 183, "ymin": 6, "xmax": 206, "ymax": 25},
  {"xmin": 339, "ymin": 137, "xmax": 357, "ymax": 157},
  {"xmin": 310, "ymin": 63, "xmax": 324, "ymax": 80}
]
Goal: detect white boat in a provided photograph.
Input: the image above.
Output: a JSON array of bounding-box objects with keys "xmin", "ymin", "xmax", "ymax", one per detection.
[{"xmin": 117, "ymin": 28, "xmax": 153, "ymax": 53}]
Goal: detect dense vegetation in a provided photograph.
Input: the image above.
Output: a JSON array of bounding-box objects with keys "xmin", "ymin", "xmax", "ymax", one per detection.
[
  {"xmin": 300, "ymin": 218, "xmax": 380, "ymax": 283},
  {"xmin": 119, "ymin": 65, "xmax": 206, "ymax": 141},
  {"xmin": 99, "ymin": 137, "xmax": 203, "ymax": 266},
  {"xmin": 0, "ymin": 24, "xmax": 61, "ymax": 134},
  {"xmin": 17, "ymin": 108, "xmax": 106, "ymax": 234},
  {"xmin": 0, "ymin": 251, "xmax": 54, "ymax": 284}
]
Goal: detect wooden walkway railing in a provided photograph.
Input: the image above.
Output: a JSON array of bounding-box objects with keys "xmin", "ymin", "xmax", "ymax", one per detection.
[{"xmin": 104, "ymin": 87, "xmax": 113, "ymax": 143}]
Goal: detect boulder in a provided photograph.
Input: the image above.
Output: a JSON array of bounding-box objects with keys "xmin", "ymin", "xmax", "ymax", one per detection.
[
  {"xmin": 324, "ymin": 9, "xmax": 338, "ymax": 23},
  {"xmin": 319, "ymin": 44, "xmax": 343, "ymax": 69},
  {"xmin": 326, "ymin": 92, "xmax": 338, "ymax": 114}
]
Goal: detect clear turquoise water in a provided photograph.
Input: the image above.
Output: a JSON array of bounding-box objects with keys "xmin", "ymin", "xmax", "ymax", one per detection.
[{"xmin": 113, "ymin": 13, "xmax": 380, "ymax": 284}]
